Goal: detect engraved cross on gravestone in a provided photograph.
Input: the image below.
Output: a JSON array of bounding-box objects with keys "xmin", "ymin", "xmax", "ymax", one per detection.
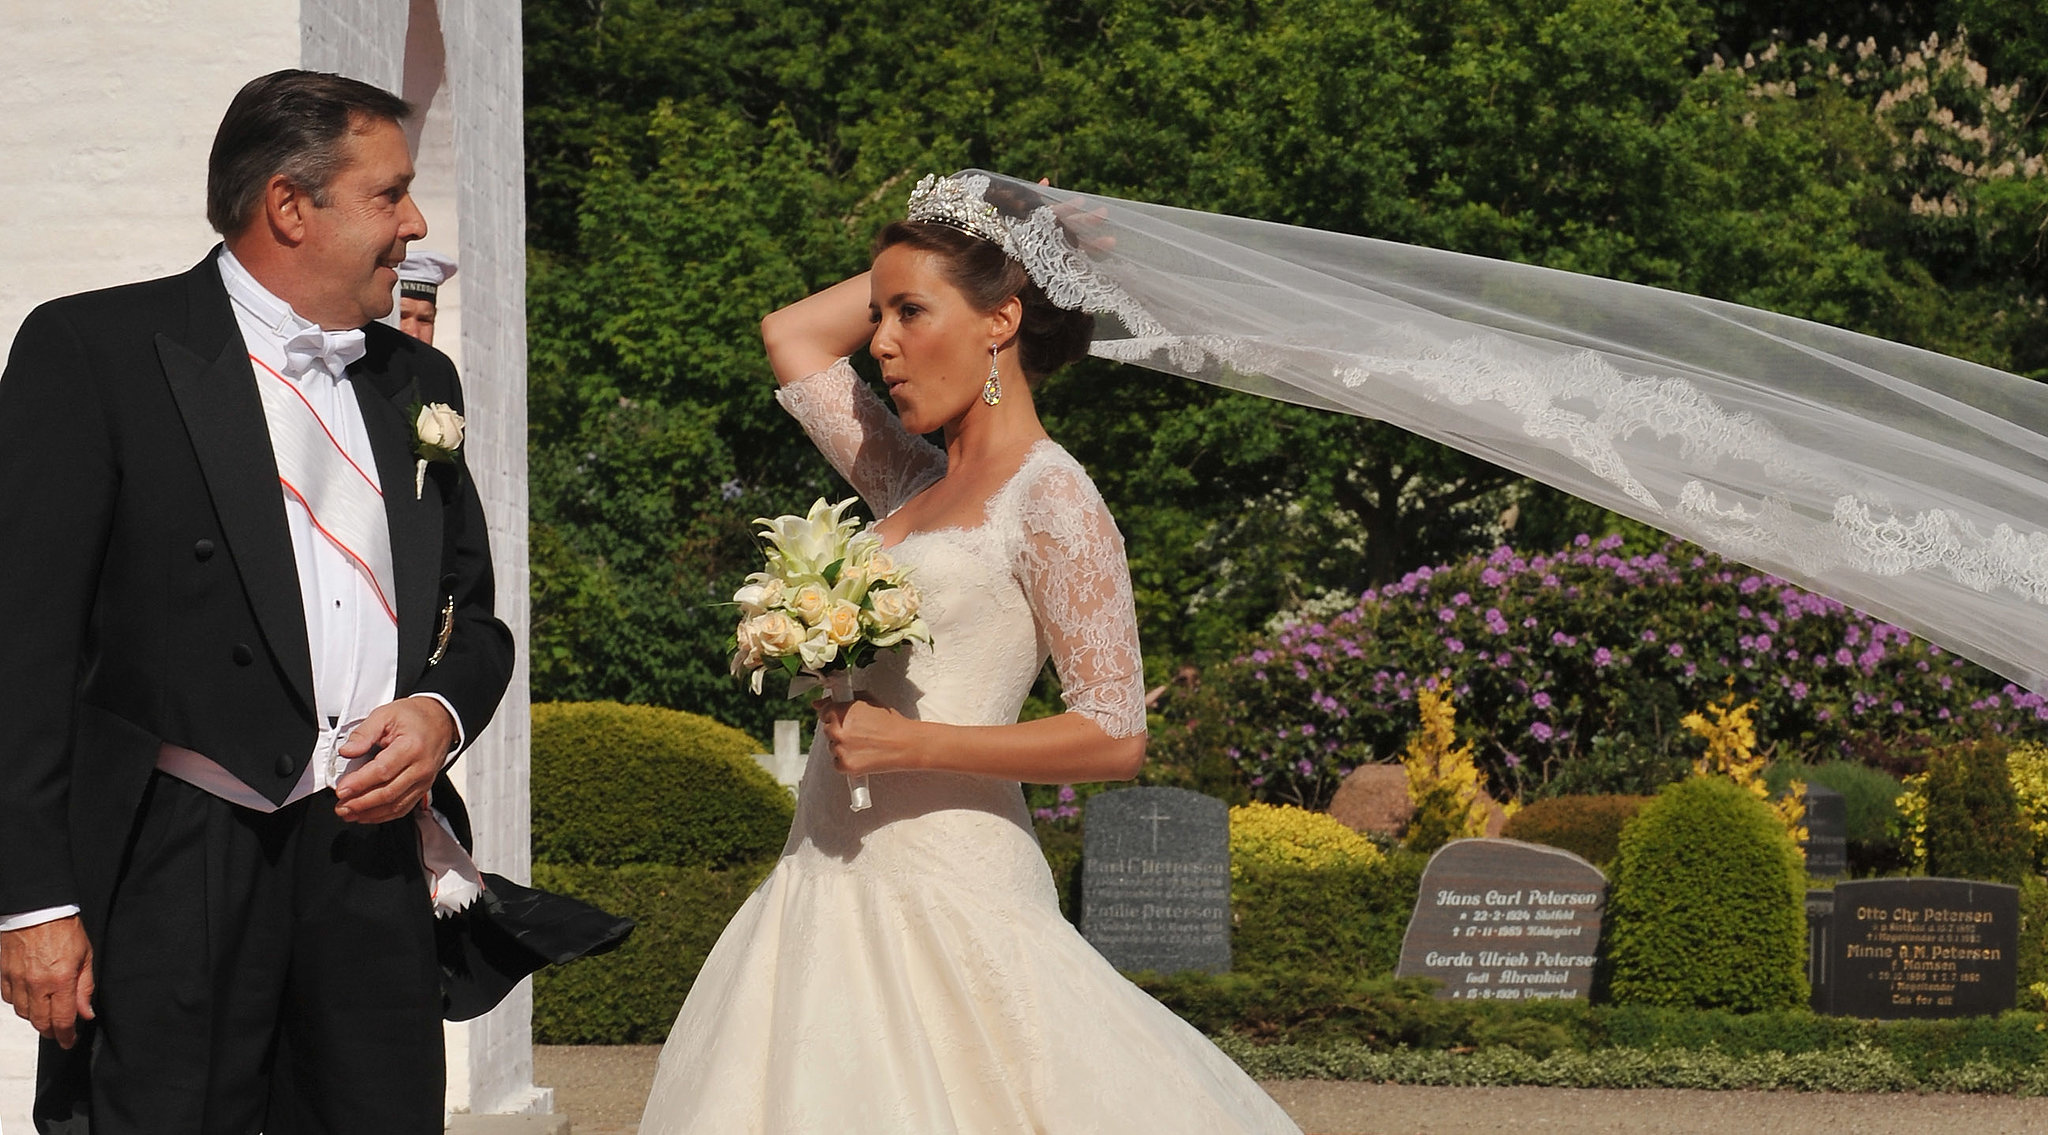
[{"xmin": 1080, "ymin": 787, "xmax": 1231, "ymax": 974}]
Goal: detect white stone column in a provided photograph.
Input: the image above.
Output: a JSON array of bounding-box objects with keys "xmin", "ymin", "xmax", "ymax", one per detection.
[
  {"xmin": 306, "ymin": 0, "xmax": 541, "ymax": 1116},
  {"xmin": 435, "ymin": 0, "xmax": 542, "ymax": 1117}
]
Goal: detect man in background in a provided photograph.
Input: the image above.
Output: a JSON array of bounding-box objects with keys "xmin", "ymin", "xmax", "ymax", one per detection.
[{"xmin": 397, "ymin": 249, "xmax": 457, "ymax": 344}]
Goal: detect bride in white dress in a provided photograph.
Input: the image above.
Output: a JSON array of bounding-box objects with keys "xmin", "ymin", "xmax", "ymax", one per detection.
[{"xmin": 636, "ymin": 177, "xmax": 1300, "ymax": 1133}]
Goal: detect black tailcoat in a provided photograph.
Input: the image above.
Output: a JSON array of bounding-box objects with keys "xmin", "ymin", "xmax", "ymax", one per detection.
[{"xmin": 0, "ymin": 250, "xmax": 513, "ymax": 945}]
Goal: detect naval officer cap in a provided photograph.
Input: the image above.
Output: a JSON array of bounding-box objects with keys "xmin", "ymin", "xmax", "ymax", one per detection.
[{"xmin": 397, "ymin": 250, "xmax": 459, "ymax": 302}]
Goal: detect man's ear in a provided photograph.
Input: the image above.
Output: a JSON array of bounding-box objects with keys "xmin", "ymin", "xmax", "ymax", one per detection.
[{"xmin": 264, "ymin": 175, "xmax": 310, "ymax": 245}]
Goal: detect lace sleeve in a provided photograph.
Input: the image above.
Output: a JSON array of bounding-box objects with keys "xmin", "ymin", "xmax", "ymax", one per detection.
[
  {"xmin": 774, "ymin": 358, "xmax": 945, "ymax": 517},
  {"xmin": 1016, "ymin": 455, "xmax": 1147, "ymax": 739}
]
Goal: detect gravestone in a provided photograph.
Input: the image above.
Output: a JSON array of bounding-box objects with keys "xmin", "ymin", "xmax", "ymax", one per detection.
[
  {"xmin": 1802, "ymin": 783, "xmax": 1848, "ymax": 876},
  {"xmin": 1396, "ymin": 838, "xmax": 1606, "ymax": 1002},
  {"xmin": 1080, "ymin": 787, "xmax": 1232, "ymax": 974},
  {"xmin": 1805, "ymin": 890, "xmax": 1835, "ymax": 1014},
  {"xmin": 1823, "ymin": 878, "xmax": 2019, "ymax": 1018},
  {"xmin": 751, "ymin": 719, "xmax": 805, "ymax": 794}
]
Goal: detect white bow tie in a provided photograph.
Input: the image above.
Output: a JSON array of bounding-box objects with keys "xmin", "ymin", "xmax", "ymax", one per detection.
[{"xmin": 281, "ymin": 326, "xmax": 367, "ymax": 381}]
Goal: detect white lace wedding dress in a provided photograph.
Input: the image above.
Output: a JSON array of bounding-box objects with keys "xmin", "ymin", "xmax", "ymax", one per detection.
[{"xmin": 637, "ymin": 360, "xmax": 1299, "ymax": 1133}]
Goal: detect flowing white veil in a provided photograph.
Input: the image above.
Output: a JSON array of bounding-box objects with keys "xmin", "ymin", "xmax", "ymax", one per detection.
[{"xmin": 965, "ymin": 170, "xmax": 2048, "ymax": 696}]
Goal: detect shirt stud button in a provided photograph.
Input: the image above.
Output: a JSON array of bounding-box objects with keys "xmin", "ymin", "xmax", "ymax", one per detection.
[
  {"xmin": 194, "ymin": 539, "xmax": 215, "ymax": 561},
  {"xmin": 232, "ymin": 643, "xmax": 254, "ymax": 666},
  {"xmin": 275, "ymin": 753, "xmax": 296, "ymax": 778}
]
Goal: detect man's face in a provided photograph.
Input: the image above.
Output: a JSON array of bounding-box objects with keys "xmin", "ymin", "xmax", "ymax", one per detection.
[
  {"xmin": 399, "ymin": 296, "xmax": 437, "ymax": 344},
  {"xmin": 298, "ymin": 117, "xmax": 426, "ymax": 329}
]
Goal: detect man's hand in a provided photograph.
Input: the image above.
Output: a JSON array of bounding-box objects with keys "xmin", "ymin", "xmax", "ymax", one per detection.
[
  {"xmin": 0, "ymin": 916, "xmax": 95, "ymax": 1049},
  {"xmin": 334, "ymin": 696, "xmax": 456, "ymax": 824}
]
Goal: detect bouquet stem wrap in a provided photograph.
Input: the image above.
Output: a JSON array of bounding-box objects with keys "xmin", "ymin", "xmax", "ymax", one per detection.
[{"xmin": 824, "ymin": 669, "xmax": 872, "ymax": 812}]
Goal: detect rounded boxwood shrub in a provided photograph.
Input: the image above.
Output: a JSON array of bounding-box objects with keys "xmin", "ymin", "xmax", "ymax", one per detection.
[
  {"xmin": 1499, "ymin": 794, "xmax": 1649, "ymax": 867},
  {"xmin": 1230, "ymin": 802, "xmax": 1384, "ymax": 876},
  {"xmin": 1606, "ymin": 775, "xmax": 1808, "ymax": 1011},
  {"xmin": 532, "ymin": 701, "xmax": 792, "ymax": 868}
]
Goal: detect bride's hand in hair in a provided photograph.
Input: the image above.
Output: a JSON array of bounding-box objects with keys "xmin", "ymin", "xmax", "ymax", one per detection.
[{"xmin": 1035, "ymin": 177, "xmax": 1115, "ymax": 254}]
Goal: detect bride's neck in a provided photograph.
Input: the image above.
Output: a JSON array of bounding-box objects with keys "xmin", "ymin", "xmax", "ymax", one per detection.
[{"xmin": 940, "ymin": 381, "xmax": 1048, "ymax": 473}]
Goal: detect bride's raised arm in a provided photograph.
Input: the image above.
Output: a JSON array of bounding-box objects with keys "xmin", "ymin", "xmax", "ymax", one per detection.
[{"xmin": 760, "ymin": 274, "xmax": 945, "ymax": 518}]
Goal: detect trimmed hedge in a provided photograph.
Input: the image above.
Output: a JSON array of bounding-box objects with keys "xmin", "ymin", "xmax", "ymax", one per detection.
[
  {"xmin": 1232, "ymin": 849, "xmax": 1426, "ymax": 974},
  {"xmin": 1499, "ymin": 794, "xmax": 1649, "ymax": 867},
  {"xmin": 1606, "ymin": 776, "xmax": 1808, "ymax": 1011},
  {"xmin": 1141, "ymin": 968, "xmax": 2048, "ymax": 1080},
  {"xmin": 531, "ymin": 860, "xmax": 774, "ymax": 1044},
  {"xmin": 1219, "ymin": 1038, "xmax": 2048, "ymax": 1094},
  {"xmin": 532, "ymin": 701, "xmax": 791, "ymax": 868}
]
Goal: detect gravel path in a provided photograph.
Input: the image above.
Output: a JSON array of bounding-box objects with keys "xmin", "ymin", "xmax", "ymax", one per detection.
[{"xmin": 535, "ymin": 1046, "xmax": 2048, "ymax": 1134}]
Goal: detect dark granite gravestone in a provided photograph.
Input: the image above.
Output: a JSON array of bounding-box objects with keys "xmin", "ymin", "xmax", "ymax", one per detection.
[
  {"xmin": 1080, "ymin": 787, "xmax": 1231, "ymax": 974},
  {"xmin": 1822, "ymin": 878, "xmax": 2019, "ymax": 1019},
  {"xmin": 1395, "ymin": 838, "xmax": 1606, "ymax": 1002},
  {"xmin": 1802, "ymin": 783, "xmax": 1848, "ymax": 877},
  {"xmin": 1805, "ymin": 890, "xmax": 1835, "ymax": 1014}
]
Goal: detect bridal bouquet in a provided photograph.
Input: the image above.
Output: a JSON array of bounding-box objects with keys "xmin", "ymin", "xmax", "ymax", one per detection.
[{"xmin": 729, "ymin": 498, "xmax": 930, "ymax": 810}]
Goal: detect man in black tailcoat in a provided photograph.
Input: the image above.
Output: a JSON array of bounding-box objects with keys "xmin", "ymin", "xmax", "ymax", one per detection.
[{"xmin": 0, "ymin": 71, "xmax": 514, "ymax": 1133}]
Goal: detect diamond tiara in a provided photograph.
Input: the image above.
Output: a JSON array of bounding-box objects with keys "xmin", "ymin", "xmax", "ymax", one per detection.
[{"xmin": 905, "ymin": 174, "xmax": 1012, "ymax": 247}]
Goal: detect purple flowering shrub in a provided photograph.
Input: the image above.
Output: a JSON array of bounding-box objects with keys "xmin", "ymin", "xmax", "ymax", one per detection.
[{"xmin": 1152, "ymin": 536, "xmax": 2048, "ymax": 805}]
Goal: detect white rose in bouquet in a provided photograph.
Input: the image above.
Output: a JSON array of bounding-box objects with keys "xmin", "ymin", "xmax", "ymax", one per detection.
[
  {"xmin": 823, "ymin": 600, "xmax": 864, "ymax": 646},
  {"xmin": 789, "ymin": 582, "xmax": 831, "ymax": 627},
  {"xmin": 733, "ymin": 574, "xmax": 786, "ymax": 617},
  {"xmin": 865, "ymin": 584, "xmax": 920, "ymax": 636}
]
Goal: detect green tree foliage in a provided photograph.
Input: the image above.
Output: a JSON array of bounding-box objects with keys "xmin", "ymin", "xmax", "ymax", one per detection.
[
  {"xmin": 1920, "ymin": 739, "xmax": 2035, "ymax": 884},
  {"xmin": 1607, "ymin": 775, "xmax": 1809, "ymax": 1011},
  {"xmin": 525, "ymin": 0, "xmax": 2048, "ymax": 729}
]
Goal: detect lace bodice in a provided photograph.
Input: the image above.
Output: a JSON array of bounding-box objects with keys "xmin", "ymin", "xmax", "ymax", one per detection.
[{"xmin": 775, "ymin": 359, "xmax": 1146, "ymax": 741}]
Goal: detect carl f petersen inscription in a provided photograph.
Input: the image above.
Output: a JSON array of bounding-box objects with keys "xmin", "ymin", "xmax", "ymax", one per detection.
[
  {"xmin": 1080, "ymin": 787, "xmax": 1232, "ymax": 974},
  {"xmin": 1825, "ymin": 878, "xmax": 2018, "ymax": 1019},
  {"xmin": 1397, "ymin": 839, "xmax": 1607, "ymax": 1001}
]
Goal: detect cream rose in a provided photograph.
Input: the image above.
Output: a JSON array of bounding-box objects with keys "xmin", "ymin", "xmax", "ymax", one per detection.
[
  {"xmin": 823, "ymin": 600, "xmax": 863, "ymax": 646},
  {"xmin": 866, "ymin": 584, "xmax": 919, "ymax": 633},
  {"xmin": 415, "ymin": 402, "xmax": 465, "ymax": 451},
  {"xmin": 789, "ymin": 582, "xmax": 831, "ymax": 626},
  {"xmin": 747, "ymin": 611, "xmax": 806, "ymax": 657}
]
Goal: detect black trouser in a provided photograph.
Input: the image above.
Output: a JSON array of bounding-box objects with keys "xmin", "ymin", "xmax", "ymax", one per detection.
[{"xmin": 35, "ymin": 773, "xmax": 443, "ymax": 1134}]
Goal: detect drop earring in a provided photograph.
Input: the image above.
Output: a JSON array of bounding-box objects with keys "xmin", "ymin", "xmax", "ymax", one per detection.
[{"xmin": 982, "ymin": 346, "xmax": 1003, "ymax": 407}]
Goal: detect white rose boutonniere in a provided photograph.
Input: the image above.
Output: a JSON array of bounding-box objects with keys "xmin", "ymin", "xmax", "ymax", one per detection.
[{"xmin": 409, "ymin": 400, "xmax": 466, "ymax": 499}]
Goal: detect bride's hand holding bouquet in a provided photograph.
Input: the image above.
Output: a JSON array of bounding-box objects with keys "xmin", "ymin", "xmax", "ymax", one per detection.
[{"xmin": 729, "ymin": 497, "xmax": 930, "ymax": 810}]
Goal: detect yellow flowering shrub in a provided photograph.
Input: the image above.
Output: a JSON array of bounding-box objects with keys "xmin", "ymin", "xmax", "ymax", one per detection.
[
  {"xmin": 1898, "ymin": 770, "xmax": 1931, "ymax": 870},
  {"xmin": 1401, "ymin": 689, "xmax": 1499, "ymax": 853},
  {"xmin": 2008, "ymin": 742, "xmax": 2048, "ymax": 873},
  {"xmin": 1228, "ymin": 801, "xmax": 1382, "ymax": 882},
  {"xmin": 1682, "ymin": 695, "xmax": 1806, "ymax": 848}
]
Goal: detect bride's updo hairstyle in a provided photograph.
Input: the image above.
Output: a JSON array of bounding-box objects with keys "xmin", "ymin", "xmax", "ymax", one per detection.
[{"xmin": 873, "ymin": 218, "xmax": 1095, "ymax": 384}]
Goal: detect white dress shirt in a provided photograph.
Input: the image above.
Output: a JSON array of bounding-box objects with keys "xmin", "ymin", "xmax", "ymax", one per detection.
[{"xmin": 0, "ymin": 250, "xmax": 463, "ymax": 934}]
